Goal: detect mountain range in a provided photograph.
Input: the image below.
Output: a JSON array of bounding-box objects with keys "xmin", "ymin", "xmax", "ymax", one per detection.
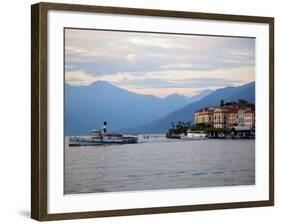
[
  {"xmin": 65, "ymin": 81, "xmax": 212, "ymax": 135},
  {"xmin": 65, "ymin": 81, "xmax": 254, "ymax": 135}
]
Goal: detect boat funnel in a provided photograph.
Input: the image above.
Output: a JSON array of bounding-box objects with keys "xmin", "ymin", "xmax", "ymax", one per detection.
[{"xmin": 103, "ymin": 121, "xmax": 107, "ymax": 133}]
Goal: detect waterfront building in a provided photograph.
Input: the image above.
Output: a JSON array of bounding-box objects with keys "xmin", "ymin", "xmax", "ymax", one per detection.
[
  {"xmin": 194, "ymin": 101, "xmax": 255, "ymax": 129},
  {"xmin": 195, "ymin": 108, "xmax": 214, "ymax": 125},
  {"xmin": 237, "ymin": 109, "xmax": 245, "ymax": 126},
  {"xmin": 214, "ymin": 107, "xmax": 228, "ymax": 129},
  {"xmin": 244, "ymin": 108, "xmax": 255, "ymax": 128},
  {"xmin": 227, "ymin": 107, "xmax": 239, "ymax": 128}
]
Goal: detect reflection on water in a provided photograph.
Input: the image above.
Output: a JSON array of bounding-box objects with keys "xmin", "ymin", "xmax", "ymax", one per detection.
[{"xmin": 64, "ymin": 135, "xmax": 255, "ymax": 194}]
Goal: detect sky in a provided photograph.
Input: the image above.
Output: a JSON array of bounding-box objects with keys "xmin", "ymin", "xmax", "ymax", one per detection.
[{"xmin": 65, "ymin": 28, "xmax": 255, "ymax": 98}]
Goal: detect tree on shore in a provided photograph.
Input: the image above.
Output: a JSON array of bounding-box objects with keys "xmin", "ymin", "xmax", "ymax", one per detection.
[
  {"xmin": 168, "ymin": 121, "xmax": 191, "ymax": 135},
  {"xmin": 238, "ymin": 99, "xmax": 248, "ymax": 104}
]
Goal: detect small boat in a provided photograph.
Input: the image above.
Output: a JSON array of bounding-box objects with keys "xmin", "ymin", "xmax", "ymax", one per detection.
[
  {"xmin": 181, "ymin": 131, "xmax": 208, "ymax": 140},
  {"xmin": 69, "ymin": 122, "xmax": 138, "ymax": 146}
]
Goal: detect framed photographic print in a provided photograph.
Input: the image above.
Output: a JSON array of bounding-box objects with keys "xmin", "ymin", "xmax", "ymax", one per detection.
[{"xmin": 31, "ymin": 2, "xmax": 274, "ymax": 221}]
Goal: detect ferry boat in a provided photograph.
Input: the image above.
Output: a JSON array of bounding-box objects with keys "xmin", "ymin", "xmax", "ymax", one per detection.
[
  {"xmin": 181, "ymin": 131, "xmax": 208, "ymax": 140},
  {"xmin": 69, "ymin": 122, "xmax": 138, "ymax": 146}
]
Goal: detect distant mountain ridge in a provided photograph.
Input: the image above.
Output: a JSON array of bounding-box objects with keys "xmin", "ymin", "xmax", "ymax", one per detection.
[
  {"xmin": 124, "ymin": 82, "xmax": 255, "ymax": 134},
  {"xmin": 65, "ymin": 81, "xmax": 212, "ymax": 135}
]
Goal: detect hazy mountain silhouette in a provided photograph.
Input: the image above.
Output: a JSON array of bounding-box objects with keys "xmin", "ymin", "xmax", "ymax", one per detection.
[{"xmin": 65, "ymin": 81, "xmax": 212, "ymax": 135}]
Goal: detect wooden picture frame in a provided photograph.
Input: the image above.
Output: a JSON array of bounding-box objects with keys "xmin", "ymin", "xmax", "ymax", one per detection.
[{"xmin": 31, "ymin": 2, "xmax": 274, "ymax": 221}]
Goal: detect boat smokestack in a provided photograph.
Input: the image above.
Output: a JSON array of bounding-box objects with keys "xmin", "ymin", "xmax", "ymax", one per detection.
[{"xmin": 103, "ymin": 121, "xmax": 107, "ymax": 133}]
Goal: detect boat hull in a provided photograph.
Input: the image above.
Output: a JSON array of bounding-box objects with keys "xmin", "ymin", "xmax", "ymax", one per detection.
[{"xmin": 69, "ymin": 136, "xmax": 138, "ymax": 146}]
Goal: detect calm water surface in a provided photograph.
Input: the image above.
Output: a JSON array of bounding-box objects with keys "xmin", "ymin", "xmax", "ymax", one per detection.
[{"xmin": 64, "ymin": 135, "xmax": 255, "ymax": 194}]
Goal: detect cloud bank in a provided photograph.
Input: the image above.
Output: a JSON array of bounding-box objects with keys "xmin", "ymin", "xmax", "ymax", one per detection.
[{"xmin": 65, "ymin": 28, "xmax": 255, "ymax": 97}]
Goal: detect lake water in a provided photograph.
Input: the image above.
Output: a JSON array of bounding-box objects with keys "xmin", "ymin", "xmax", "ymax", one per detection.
[{"xmin": 64, "ymin": 135, "xmax": 255, "ymax": 194}]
